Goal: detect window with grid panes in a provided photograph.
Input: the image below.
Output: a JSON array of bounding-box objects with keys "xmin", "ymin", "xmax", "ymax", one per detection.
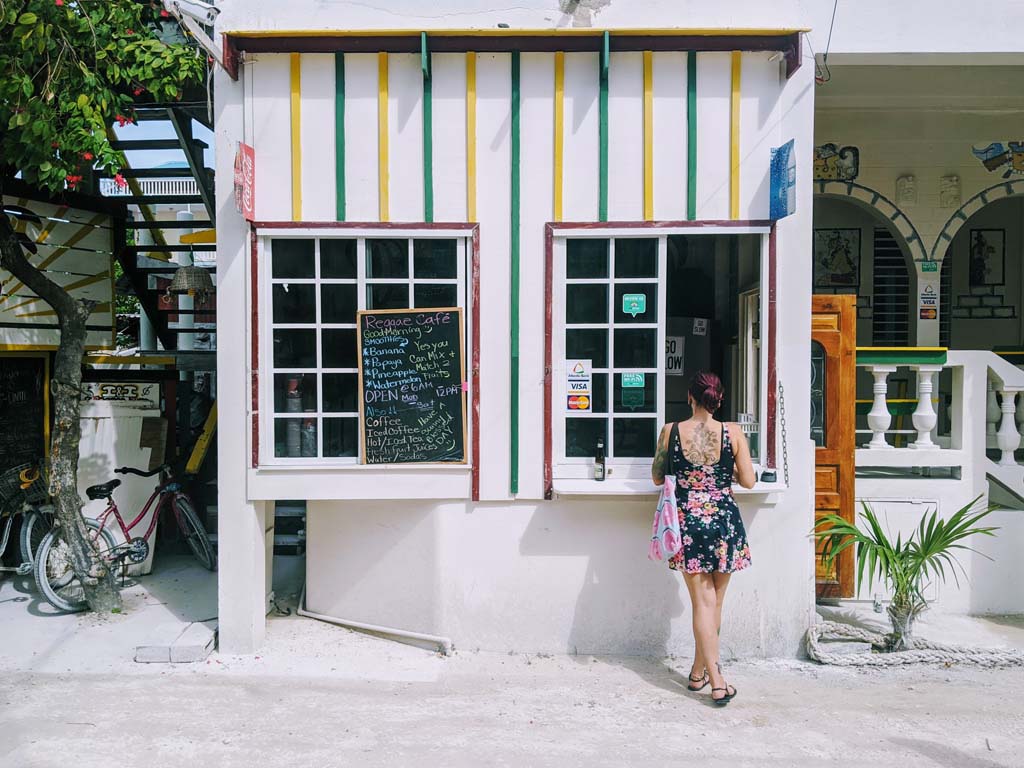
[
  {"xmin": 555, "ymin": 237, "xmax": 665, "ymax": 475},
  {"xmin": 267, "ymin": 236, "xmax": 466, "ymax": 462}
]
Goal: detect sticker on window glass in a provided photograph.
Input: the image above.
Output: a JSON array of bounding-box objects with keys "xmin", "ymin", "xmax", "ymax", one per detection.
[
  {"xmin": 621, "ymin": 389, "xmax": 645, "ymax": 410},
  {"xmin": 692, "ymin": 318, "xmax": 708, "ymax": 336},
  {"xmin": 566, "ymin": 359, "xmax": 592, "ymax": 412},
  {"xmin": 621, "ymin": 293, "xmax": 646, "ymax": 317},
  {"xmin": 621, "ymin": 372, "xmax": 645, "ymax": 388}
]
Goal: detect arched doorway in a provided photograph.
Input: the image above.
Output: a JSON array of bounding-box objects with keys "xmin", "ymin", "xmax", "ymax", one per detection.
[{"xmin": 813, "ymin": 181, "xmax": 921, "ymax": 347}]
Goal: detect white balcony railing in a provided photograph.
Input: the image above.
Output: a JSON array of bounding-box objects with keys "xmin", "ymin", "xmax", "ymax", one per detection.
[
  {"xmin": 855, "ymin": 348, "xmax": 1024, "ymax": 492},
  {"xmin": 99, "ymin": 178, "xmax": 201, "ymax": 197}
]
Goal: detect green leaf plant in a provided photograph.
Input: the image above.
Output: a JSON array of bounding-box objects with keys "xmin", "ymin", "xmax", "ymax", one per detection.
[{"xmin": 814, "ymin": 498, "xmax": 999, "ymax": 651}]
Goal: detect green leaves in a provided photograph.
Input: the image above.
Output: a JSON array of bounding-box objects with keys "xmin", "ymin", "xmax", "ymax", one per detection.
[{"xmin": 0, "ymin": 0, "xmax": 206, "ymax": 194}]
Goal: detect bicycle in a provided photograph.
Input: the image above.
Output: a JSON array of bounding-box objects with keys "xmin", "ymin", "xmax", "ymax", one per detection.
[
  {"xmin": 34, "ymin": 462, "xmax": 216, "ymax": 613},
  {"xmin": 0, "ymin": 463, "xmax": 53, "ymax": 575}
]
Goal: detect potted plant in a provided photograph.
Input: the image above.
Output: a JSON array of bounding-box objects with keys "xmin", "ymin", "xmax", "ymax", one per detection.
[{"xmin": 814, "ymin": 497, "xmax": 998, "ymax": 651}]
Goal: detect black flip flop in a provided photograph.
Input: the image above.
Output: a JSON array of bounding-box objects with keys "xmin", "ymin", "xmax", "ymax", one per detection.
[
  {"xmin": 687, "ymin": 671, "xmax": 709, "ymax": 692},
  {"xmin": 711, "ymin": 685, "xmax": 737, "ymax": 706}
]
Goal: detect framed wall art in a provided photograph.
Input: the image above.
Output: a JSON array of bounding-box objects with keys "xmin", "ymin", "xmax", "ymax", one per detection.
[
  {"xmin": 969, "ymin": 229, "xmax": 1004, "ymax": 287},
  {"xmin": 813, "ymin": 228, "xmax": 861, "ymax": 289}
]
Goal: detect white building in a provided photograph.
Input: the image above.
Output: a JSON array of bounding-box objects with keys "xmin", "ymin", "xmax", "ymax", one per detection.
[{"xmin": 212, "ymin": 1, "xmax": 1024, "ymax": 656}]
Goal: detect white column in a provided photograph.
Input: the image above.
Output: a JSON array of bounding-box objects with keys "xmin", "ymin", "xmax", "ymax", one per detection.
[
  {"xmin": 214, "ymin": 65, "xmax": 266, "ymax": 654},
  {"xmin": 176, "ymin": 210, "xmax": 196, "ymax": 354},
  {"xmin": 137, "ymin": 228, "xmax": 157, "ymax": 352},
  {"xmin": 986, "ymin": 380, "xmax": 1000, "ymax": 440},
  {"xmin": 866, "ymin": 365, "xmax": 896, "ymax": 449},
  {"xmin": 910, "ymin": 365, "xmax": 943, "ymax": 449},
  {"xmin": 997, "ymin": 389, "xmax": 1022, "ymax": 466}
]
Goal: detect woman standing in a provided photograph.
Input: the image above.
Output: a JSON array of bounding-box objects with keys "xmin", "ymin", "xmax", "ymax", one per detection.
[{"xmin": 652, "ymin": 371, "xmax": 756, "ymax": 706}]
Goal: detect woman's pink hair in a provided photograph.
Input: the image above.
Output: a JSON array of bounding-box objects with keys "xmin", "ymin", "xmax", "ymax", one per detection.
[{"xmin": 688, "ymin": 370, "xmax": 724, "ymax": 413}]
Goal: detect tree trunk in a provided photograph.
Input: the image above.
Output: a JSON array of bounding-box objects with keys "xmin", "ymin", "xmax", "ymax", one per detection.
[{"xmin": 0, "ymin": 190, "xmax": 122, "ymax": 612}]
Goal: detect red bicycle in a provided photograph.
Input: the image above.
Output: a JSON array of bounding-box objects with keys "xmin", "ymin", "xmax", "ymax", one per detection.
[{"xmin": 33, "ymin": 462, "xmax": 215, "ymax": 612}]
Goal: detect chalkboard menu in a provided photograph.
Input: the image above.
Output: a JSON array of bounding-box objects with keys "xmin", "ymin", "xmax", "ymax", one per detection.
[
  {"xmin": 0, "ymin": 355, "xmax": 47, "ymax": 470},
  {"xmin": 357, "ymin": 308, "xmax": 467, "ymax": 465}
]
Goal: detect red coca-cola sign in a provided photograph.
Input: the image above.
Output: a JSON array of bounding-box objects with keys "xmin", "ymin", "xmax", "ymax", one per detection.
[{"xmin": 233, "ymin": 142, "xmax": 255, "ymax": 221}]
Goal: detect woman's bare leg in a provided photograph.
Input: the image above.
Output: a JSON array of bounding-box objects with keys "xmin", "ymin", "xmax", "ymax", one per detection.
[
  {"xmin": 683, "ymin": 573, "xmax": 722, "ymax": 691},
  {"xmin": 689, "ymin": 571, "xmax": 732, "ymax": 679}
]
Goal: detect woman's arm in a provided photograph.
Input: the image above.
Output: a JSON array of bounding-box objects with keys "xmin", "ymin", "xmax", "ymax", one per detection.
[
  {"xmin": 729, "ymin": 423, "xmax": 757, "ymax": 489},
  {"xmin": 651, "ymin": 423, "xmax": 671, "ymax": 485}
]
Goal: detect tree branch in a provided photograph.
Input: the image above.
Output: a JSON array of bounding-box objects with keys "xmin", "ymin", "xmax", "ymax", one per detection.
[{"xmin": 0, "ymin": 209, "xmax": 82, "ymax": 321}]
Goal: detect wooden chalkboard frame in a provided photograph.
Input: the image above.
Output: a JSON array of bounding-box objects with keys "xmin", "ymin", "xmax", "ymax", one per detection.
[
  {"xmin": 356, "ymin": 307, "xmax": 468, "ymax": 465},
  {"xmin": 0, "ymin": 351, "xmax": 50, "ymax": 462}
]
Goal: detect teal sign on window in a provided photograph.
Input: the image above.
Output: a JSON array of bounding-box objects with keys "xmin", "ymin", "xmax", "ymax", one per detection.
[
  {"xmin": 622, "ymin": 293, "xmax": 646, "ymax": 317},
  {"xmin": 921, "ymin": 261, "xmax": 938, "ymax": 272},
  {"xmin": 621, "ymin": 372, "xmax": 645, "ymax": 388},
  {"xmin": 621, "ymin": 389, "xmax": 645, "ymax": 410}
]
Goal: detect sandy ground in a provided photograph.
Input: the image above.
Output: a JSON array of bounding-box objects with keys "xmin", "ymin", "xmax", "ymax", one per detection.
[{"xmin": 2, "ymin": 559, "xmax": 1024, "ymax": 767}]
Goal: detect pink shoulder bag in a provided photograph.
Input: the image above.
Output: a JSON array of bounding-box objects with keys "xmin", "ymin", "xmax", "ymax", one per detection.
[{"xmin": 649, "ymin": 423, "xmax": 682, "ymax": 561}]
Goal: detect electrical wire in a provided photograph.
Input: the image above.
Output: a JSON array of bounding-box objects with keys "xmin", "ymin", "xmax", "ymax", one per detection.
[{"xmin": 814, "ymin": 0, "xmax": 839, "ymax": 85}]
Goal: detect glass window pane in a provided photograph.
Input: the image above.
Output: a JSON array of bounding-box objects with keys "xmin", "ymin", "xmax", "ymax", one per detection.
[
  {"xmin": 565, "ymin": 418, "xmax": 607, "ymax": 458},
  {"xmin": 274, "ymin": 417, "xmax": 317, "ymax": 458},
  {"xmin": 322, "ymin": 328, "xmax": 357, "ymax": 369},
  {"xmin": 413, "ymin": 239, "xmax": 457, "ymax": 278},
  {"xmin": 614, "ymin": 284, "xmax": 658, "ymax": 324},
  {"xmin": 323, "ymin": 373, "xmax": 358, "ymax": 413},
  {"xmin": 321, "ymin": 284, "xmax": 357, "ymax": 324},
  {"xmin": 614, "ymin": 328, "xmax": 656, "ymax": 368},
  {"xmin": 273, "ymin": 329, "xmax": 316, "ymax": 368},
  {"xmin": 321, "ymin": 239, "xmax": 357, "ymax": 278},
  {"xmin": 324, "ymin": 418, "xmax": 359, "ymax": 457},
  {"xmin": 566, "ymin": 329, "xmax": 608, "ymax": 369},
  {"xmin": 811, "ymin": 340, "xmax": 827, "ymax": 447},
  {"xmin": 566, "ymin": 284, "xmax": 608, "ymax": 324},
  {"xmin": 366, "ymin": 239, "xmax": 408, "ymax": 278},
  {"xmin": 273, "ymin": 373, "xmax": 317, "ymax": 413},
  {"xmin": 614, "ymin": 238, "xmax": 658, "ymax": 278},
  {"xmin": 414, "ymin": 284, "xmax": 458, "ymax": 308},
  {"xmin": 367, "ymin": 283, "xmax": 409, "ymax": 310},
  {"xmin": 566, "ymin": 239, "xmax": 609, "ymax": 279},
  {"xmin": 613, "ymin": 418, "xmax": 657, "ymax": 457},
  {"xmin": 271, "ymin": 239, "xmax": 314, "ymax": 278},
  {"xmin": 613, "ymin": 372, "xmax": 657, "ymax": 414},
  {"xmin": 590, "ymin": 373, "xmax": 608, "ymax": 414},
  {"xmin": 272, "ymin": 284, "xmax": 315, "ymax": 324}
]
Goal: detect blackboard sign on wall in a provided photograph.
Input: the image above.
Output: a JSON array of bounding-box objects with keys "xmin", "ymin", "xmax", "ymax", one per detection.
[
  {"xmin": 0, "ymin": 355, "xmax": 48, "ymax": 470},
  {"xmin": 357, "ymin": 308, "xmax": 467, "ymax": 465}
]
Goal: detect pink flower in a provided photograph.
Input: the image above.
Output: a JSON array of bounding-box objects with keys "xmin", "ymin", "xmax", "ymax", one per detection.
[
  {"xmin": 81, "ymin": 151, "xmax": 94, "ymax": 161},
  {"xmin": 55, "ymin": 0, "xmax": 64, "ymax": 5},
  {"xmin": 113, "ymin": 173, "xmax": 128, "ymax": 188},
  {"xmin": 682, "ymin": 535, "xmax": 693, "ymax": 546}
]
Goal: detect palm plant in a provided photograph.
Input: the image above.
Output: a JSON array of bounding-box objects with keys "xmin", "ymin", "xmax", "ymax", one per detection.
[{"xmin": 814, "ymin": 497, "xmax": 998, "ymax": 651}]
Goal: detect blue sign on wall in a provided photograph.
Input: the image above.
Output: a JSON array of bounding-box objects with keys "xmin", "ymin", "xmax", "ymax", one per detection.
[{"xmin": 770, "ymin": 139, "xmax": 796, "ymax": 220}]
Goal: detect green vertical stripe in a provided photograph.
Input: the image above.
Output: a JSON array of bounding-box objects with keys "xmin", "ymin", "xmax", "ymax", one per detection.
[
  {"xmin": 598, "ymin": 33, "xmax": 609, "ymax": 222},
  {"xmin": 510, "ymin": 51, "xmax": 521, "ymax": 496},
  {"xmin": 335, "ymin": 52, "xmax": 346, "ymax": 221},
  {"xmin": 686, "ymin": 51, "xmax": 697, "ymax": 221},
  {"xmin": 422, "ymin": 32, "xmax": 434, "ymax": 222}
]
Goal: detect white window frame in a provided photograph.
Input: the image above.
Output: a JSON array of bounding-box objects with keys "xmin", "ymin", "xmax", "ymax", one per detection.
[
  {"xmin": 257, "ymin": 227, "xmax": 472, "ymax": 469},
  {"xmin": 550, "ymin": 226, "xmax": 770, "ymax": 490}
]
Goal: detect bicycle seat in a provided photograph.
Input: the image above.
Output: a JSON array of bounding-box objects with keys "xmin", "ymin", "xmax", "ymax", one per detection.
[{"xmin": 85, "ymin": 479, "xmax": 121, "ymax": 500}]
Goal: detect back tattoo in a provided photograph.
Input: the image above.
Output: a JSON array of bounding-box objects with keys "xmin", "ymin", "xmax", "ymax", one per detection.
[{"xmin": 682, "ymin": 421, "xmax": 721, "ymax": 465}]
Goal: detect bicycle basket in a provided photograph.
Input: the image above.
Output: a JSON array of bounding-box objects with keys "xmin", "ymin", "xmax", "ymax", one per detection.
[{"xmin": 0, "ymin": 462, "xmax": 50, "ymax": 506}]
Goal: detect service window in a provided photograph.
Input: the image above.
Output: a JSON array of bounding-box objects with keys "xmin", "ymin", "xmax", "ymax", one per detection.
[
  {"xmin": 551, "ymin": 230, "xmax": 767, "ymax": 483},
  {"xmin": 261, "ymin": 233, "xmax": 469, "ymax": 465}
]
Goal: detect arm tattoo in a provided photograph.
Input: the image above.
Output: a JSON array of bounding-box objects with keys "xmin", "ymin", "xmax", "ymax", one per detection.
[{"xmin": 652, "ymin": 426, "xmax": 670, "ymax": 481}]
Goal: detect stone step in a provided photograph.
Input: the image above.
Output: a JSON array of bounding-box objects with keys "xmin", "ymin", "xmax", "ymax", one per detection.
[{"xmin": 135, "ymin": 620, "xmax": 216, "ymax": 663}]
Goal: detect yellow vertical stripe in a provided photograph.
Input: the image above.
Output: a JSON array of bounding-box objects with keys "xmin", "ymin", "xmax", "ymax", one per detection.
[
  {"xmin": 642, "ymin": 50, "xmax": 654, "ymax": 221},
  {"xmin": 378, "ymin": 52, "xmax": 390, "ymax": 222},
  {"xmin": 553, "ymin": 51, "xmax": 565, "ymax": 222},
  {"xmin": 729, "ymin": 51, "xmax": 741, "ymax": 220},
  {"xmin": 466, "ymin": 52, "xmax": 477, "ymax": 222},
  {"xmin": 290, "ymin": 53, "xmax": 302, "ymax": 221}
]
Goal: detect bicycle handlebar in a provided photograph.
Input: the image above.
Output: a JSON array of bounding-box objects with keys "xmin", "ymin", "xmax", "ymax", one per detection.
[{"xmin": 115, "ymin": 464, "xmax": 170, "ymax": 478}]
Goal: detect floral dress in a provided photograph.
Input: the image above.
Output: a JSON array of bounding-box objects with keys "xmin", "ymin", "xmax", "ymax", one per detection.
[{"xmin": 667, "ymin": 423, "xmax": 752, "ymax": 574}]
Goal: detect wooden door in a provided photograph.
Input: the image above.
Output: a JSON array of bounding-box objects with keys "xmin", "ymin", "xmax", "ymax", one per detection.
[{"xmin": 811, "ymin": 295, "xmax": 856, "ymax": 599}]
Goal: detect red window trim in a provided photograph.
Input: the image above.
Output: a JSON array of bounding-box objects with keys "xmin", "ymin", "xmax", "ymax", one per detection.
[
  {"xmin": 542, "ymin": 220, "xmax": 777, "ymax": 499},
  {"xmin": 248, "ymin": 221, "xmax": 482, "ymax": 501}
]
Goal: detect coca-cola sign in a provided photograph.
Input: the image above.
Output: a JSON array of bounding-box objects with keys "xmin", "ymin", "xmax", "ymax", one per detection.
[{"xmin": 233, "ymin": 141, "xmax": 255, "ymax": 221}]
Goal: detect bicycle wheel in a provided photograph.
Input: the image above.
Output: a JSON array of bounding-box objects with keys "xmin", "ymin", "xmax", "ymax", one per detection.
[
  {"xmin": 33, "ymin": 520, "xmax": 117, "ymax": 613},
  {"xmin": 173, "ymin": 495, "xmax": 216, "ymax": 571},
  {"xmin": 19, "ymin": 508, "xmax": 54, "ymax": 565}
]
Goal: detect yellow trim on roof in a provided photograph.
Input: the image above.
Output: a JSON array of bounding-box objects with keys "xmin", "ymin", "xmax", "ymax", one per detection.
[
  {"xmin": 179, "ymin": 229, "xmax": 216, "ymax": 245},
  {"xmin": 227, "ymin": 28, "xmax": 806, "ymax": 39}
]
